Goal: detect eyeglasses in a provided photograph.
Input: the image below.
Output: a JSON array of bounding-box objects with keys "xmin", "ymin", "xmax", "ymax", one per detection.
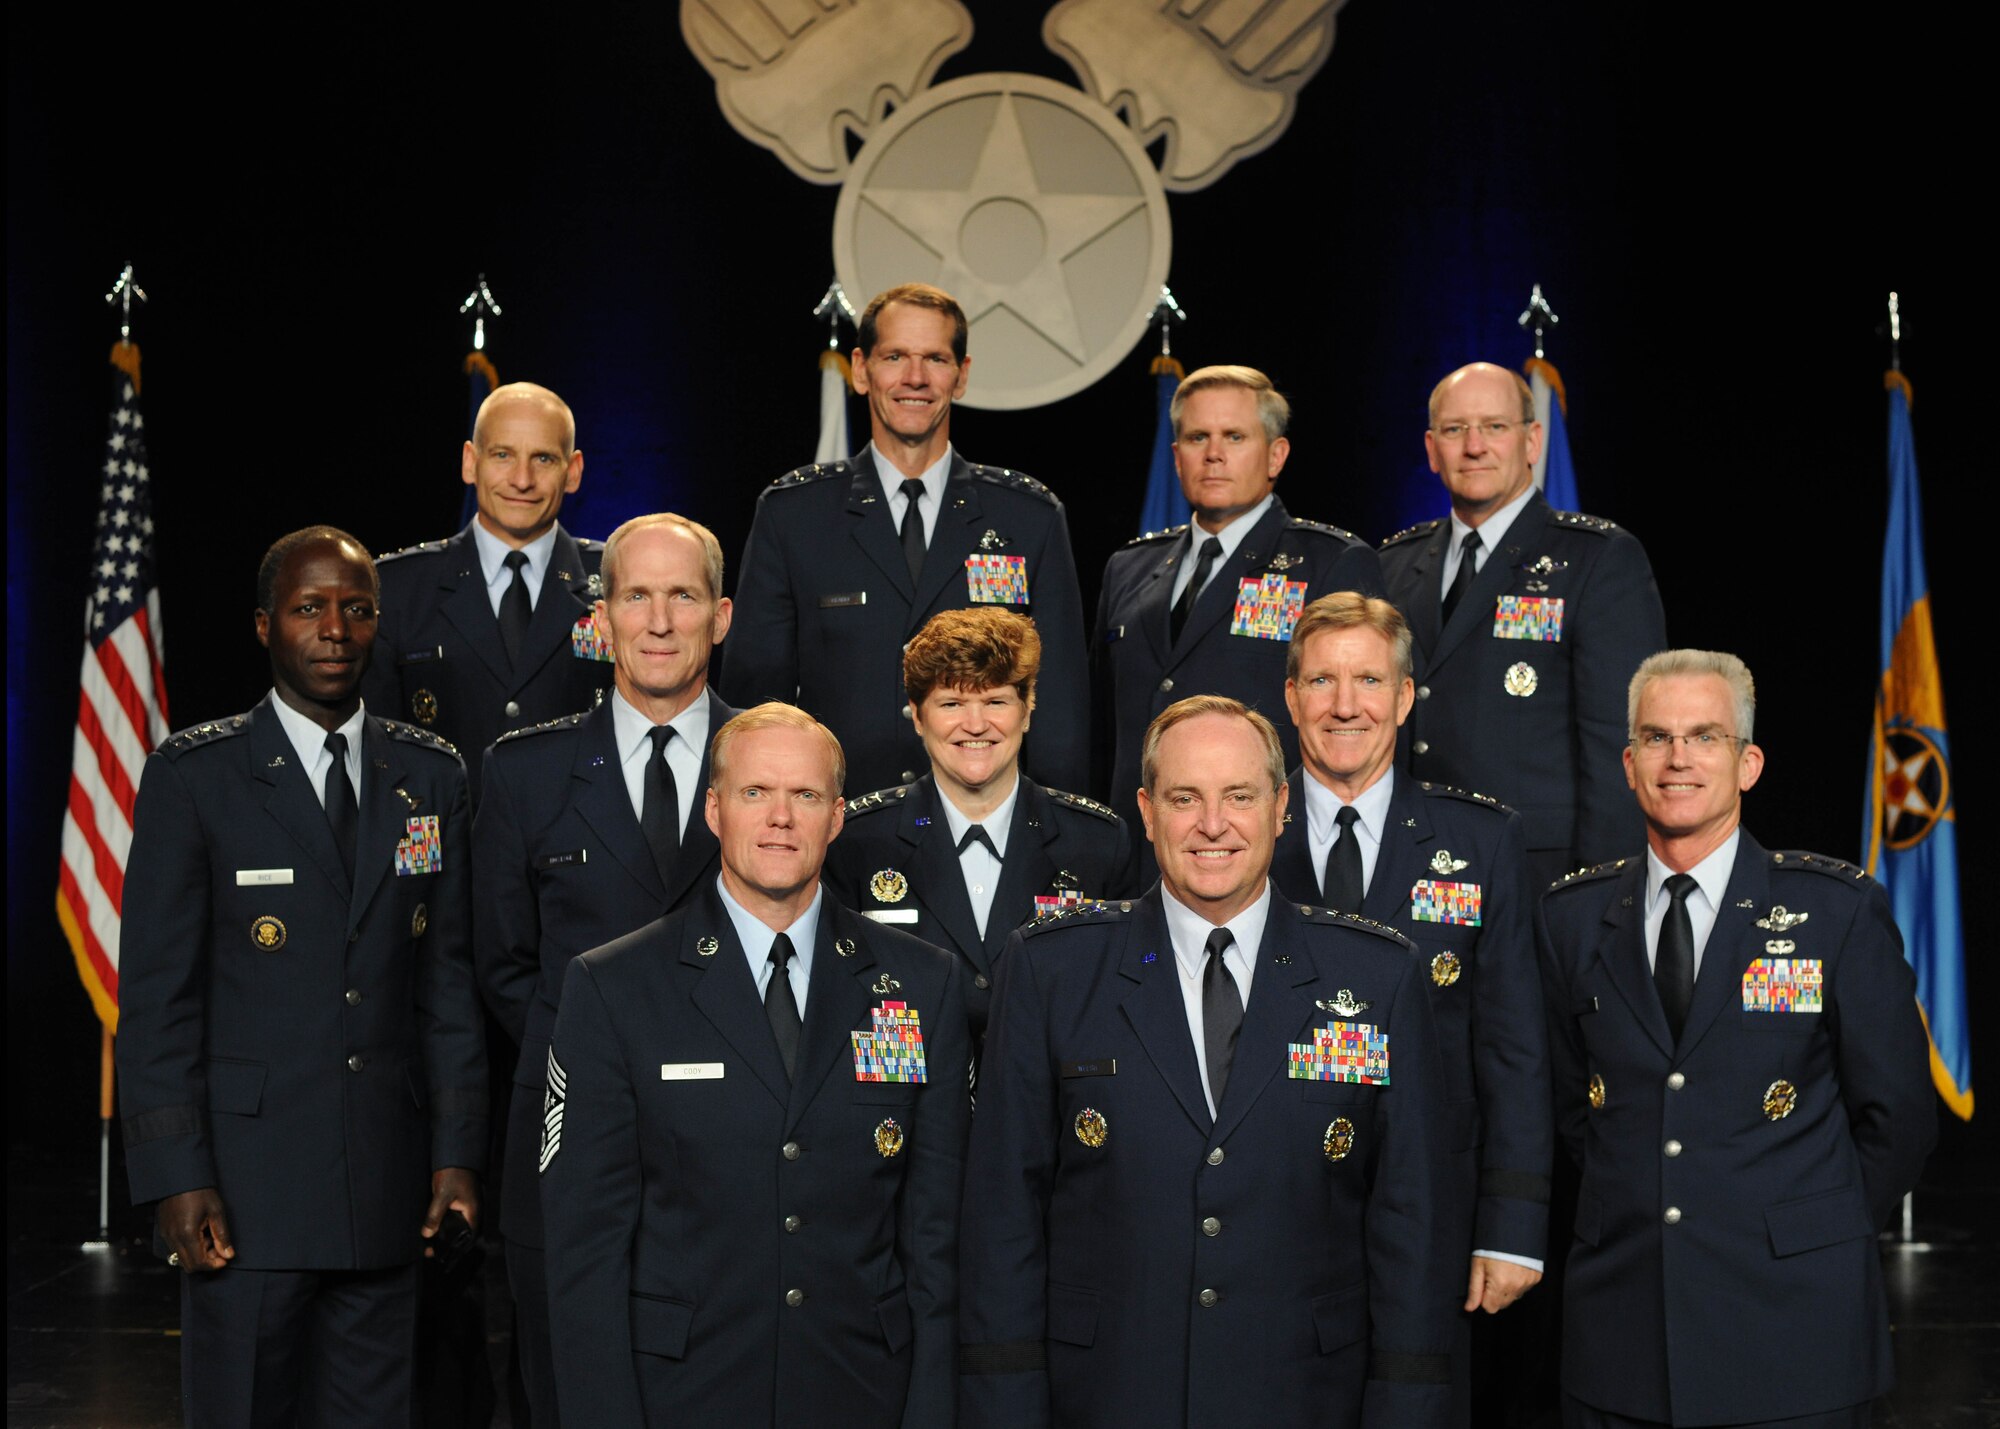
[
  {"xmin": 1630, "ymin": 731, "xmax": 1745, "ymax": 756},
  {"xmin": 1430, "ymin": 419, "xmax": 1529, "ymax": 442}
]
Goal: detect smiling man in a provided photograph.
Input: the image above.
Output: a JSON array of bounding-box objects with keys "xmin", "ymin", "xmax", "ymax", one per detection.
[
  {"xmin": 723, "ymin": 283, "xmax": 1090, "ymax": 796},
  {"xmin": 827, "ymin": 607, "xmax": 1138, "ymax": 1068},
  {"xmin": 1094, "ymin": 365, "xmax": 1383, "ymax": 826},
  {"xmin": 117, "ymin": 527, "xmax": 487, "ymax": 1426},
  {"xmin": 541, "ymin": 703, "xmax": 969, "ymax": 1427},
  {"xmin": 362, "ymin": 381, "xmax": 612, "ymax": 806},
  {"xmin": 1539, "ymin": 650, "xmax": 1934, "ymax": 1429},
  {"xmin": 960, "ymin": 695, "xmax": 1455, "ymax": 1429},
  {"xmin": 471, "ymin": 512, "xmax": 740, "ymax": 1424}
]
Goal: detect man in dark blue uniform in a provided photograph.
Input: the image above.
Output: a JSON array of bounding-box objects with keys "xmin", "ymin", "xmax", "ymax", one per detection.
[
  {"xmin": 1271, "ymin": 591, "xmax": 1551, "ymax": 1423},
  {"xmin": 1540, "ymin": 649, "xmax": 1935, "ymax": 1428},
  {"xmin": 363, "ymin": 381, "xmax": 612, "ymax": 806},
  {"xmin": 827, "ymin": 607, "xmax": 1139, "ymax": 1066},
  {"xmin": 1094, "ymin": 365, "xmax": 1382, "ymax": 824},
  {"xmin": 722, "ymin": 283, "xmax": 1089, "ymax": 796},
  {"xmin": 1379, "ymin": 362, "xmax": 1666, "ymax": 887},
  {"xmin": 542, "ymin": 704, "xmax": 969, "ymax": 1427},
  {"xmin": 961, "ymin": 696, "xmax": 1454, "ymax": 1429},
  {"xmin": 118, "ymin": 527, "xmax": 488, "ymax": 1426},
  {"xmin": 472, "ymin": 512, "xmax": 740, "ymax": 1425}
]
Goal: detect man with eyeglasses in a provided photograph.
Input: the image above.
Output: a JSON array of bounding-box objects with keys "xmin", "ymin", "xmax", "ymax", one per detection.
[
  {"xmin": 1538, "ymin": 649, "xmax": 1934, "ymax": 1429},
  {"xmin": 1380, "ymin": 362, "xmax": 1666, "ymax": 888}
]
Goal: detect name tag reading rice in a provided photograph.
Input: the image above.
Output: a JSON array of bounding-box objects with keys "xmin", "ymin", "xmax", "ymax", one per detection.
[
  {"xmin": 864, "ymin": 909, "xmax": 921, "ymax": 925},
  {"xmin": 236, "ymin": 868, "xmax": 294, "ymax": 886},
  {"xmin": 661, "ymin": 1063, "xmax": 725, "ymax": 1081}
]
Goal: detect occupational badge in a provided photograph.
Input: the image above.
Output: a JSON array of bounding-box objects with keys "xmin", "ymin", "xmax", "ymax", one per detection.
[
  {"xmin": 1754, "ymin": 906, "xmax": 1810, "ymax": 932},
  {"xmin": 1322, "ymin": 1117, "xmax": 1356, "ymax": 1163},
  {"xmin": 411, "ymin": 903, "xmax": 428, "ymax": 939},
  {"xmin": 1765, "ymin": 938, "xmax": 1796, "ymax": 956},
  {"xmin": 539, "ymin": 1047, "xmax": 565, "ymax": 1172},
  {"xmin": 874, "ymin": 1117, "xmax": 906, "ymax": 1158},
  {"xmin": 571, "ymin": 611, "xmax": 613, "ymax": 662},
  {"xmin": 1320, "ymin": 989, "xmax": 1371, "ymax": 1017},
  {"xmin": 1587, "ymin": 1073, "xmax": 1606, "ymax": 1109},
  {"xmin": 411, "ymin": 689, "xmax": 439, "ymax": 726},
  {"xmin": 965, "ymin": 553, "xmax": 1030, "ymax": 605},
  {"xmin": 1503, "ymin": 662, "xmax": 1538, "ymax": 697},
  {"xmin": 394, "ymin": 815, "xmax": 443, "ymax": 875},
  {"xmin": 977, "ymin": 528, "xmax": 1009, "ymax": 551},
  {"xmin": 1411, "ymin": 879, "xmax": 1482, "ymax": 926},
  {"xmin": 1430, "ymin": 951, "xmax": 1462, "ymax": 987},
  {"xmin": 1289, "ymin": 1022, "xmax": 1390, "ymax": 1084},
  {"xmin": 1762, "ymin": 1079, "xmax": 1798, "ymax": 1121},
  {"xmin": 852, "ymin": 1002, "xmax": 928, "ymax": 1083},
  {"xmin": 1428, "ymin": 849, "xmax": 1469, "ymax": 875},
  {"xmin": 1229, "ymin": 573, "xmax": 1308, "ymax": 640},
  {"xmin": 1492, "ymin": 594, "xmax": 1564, "ymax": 642},
  {"xmin": 1266, "ymin": 552, "xmax": 1304, "ymax": 572},
  {"xmin": 394, "ymin": 786, "xmax": 420, "ymax": 810},
  {"xmin": 587, "ymin": 572, "xmax": 603, "ymax": 599},
  {"xmin": 1741, "ymin": 957, "xmax": 1824, "ymax": 1013},
  {"xmin": 871, "ymin": 973, "xmax": 902, "ymax": 996},
  {"xmin": 1073, "ymin": 1107, "xmax": 1109, "ymax": 1147},
  {"xmin": 250, "ymin": 916, "xmax": 287, "ymax": 951},
  {"xmin": 696, "ymin": 935, "xmax": 719, "ymax": 957},
  {"xmin": 870, "ymin": 869, "xmax": 910, "ymax": 904},
  {"xmin": 836, "ymin": 938, "xmax": 858, "ymax": 957},
  {"xmin": 1522, "ymin": 555, "xmax": 1569, "ymax": 576}
]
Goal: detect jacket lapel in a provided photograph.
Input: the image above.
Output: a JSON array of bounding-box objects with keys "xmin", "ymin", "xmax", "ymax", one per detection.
[
  {"xmin": 346, "ymin": 717, "xmax": 407, "ymax": 932},
  {"xmin": 1274, "ymin": 771, "xmax": 1318, "ymax": 901},
  {"xmin": 437, "ymin": 526, "xmax": 514, "ymax": 688},
  {"xmin": 250, "ymin": 698, "xmax": 352, "ymax": 899},
  {"xmin": 1119, "ymin": 893, "xmax": 1213, "ymax": 1135},
  {"xmin": 1361, "ymin": 774, "xmax": 1429, "ymax": 923},
  {"xmin": 986, "ymin": 780, "xmax": 1060, "ymax": 960},
  {"xmin": 1212, "ymin": 895, "xmax": 1320, "ymax": 1144},
  {"xmin": 1675, "ymin": 832, "xmax": 1768, "ymax": 1057},
  {"xmin": 909, "ymin": 455, "xmax": 983, "ymax": 623},
  {"xmin": 570, "ymin": 703, "xmax": 667, "ymax": 902},
  {"xmin": 845, "ymin": 450, "xmax": 916, "ymax": 600},
  {"xmin": 908, "ymin": 781, "xmax": 986, "ymax": 965},
  {"xmin": 1404, "ymin": 523, "xmax": 1448, "ymax": 656},
  {"xmin": 1593, "ymin": 860, "xmax": 1673, "ymax": 1057},
  {"xmin": 1134, "ymin": 534, "xmax": 1184, "ymax": 665},
  {"xmin": 786, "ymin": 901, "xmax": 880, "ymax": 1133},
  {"xmin": 510, "ymin": 526, "xmax": 592, "ymax": 692},
  {"xmin": 658, "ymin": 691, "xmax": 735, "ymax": 910},
  {"xmin": 685, "ymin": 886, "xmax": 791, "ymax": 1107}
]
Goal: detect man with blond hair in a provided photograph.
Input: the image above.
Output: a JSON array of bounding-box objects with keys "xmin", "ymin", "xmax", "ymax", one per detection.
[
  {"xmin": 543, "ymin": 703, "xmax": 969, "ymax": 1427},
  {"xmin": 961, "ymin": 694, "xmax": 1454, "ymax": 1428}
]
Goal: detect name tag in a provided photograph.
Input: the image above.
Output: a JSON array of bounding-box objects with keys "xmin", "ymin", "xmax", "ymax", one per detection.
[
  {"xmin": 864, "ymin": 909, "xmax": 921, "ymax": 925},
  {"xmin": 1493, "ymin": 594, "xmax": 1564, "ymax": 641},
  {"xmin": 236, "ymin": 868, "xmax": 294, "ymax": 886},
  {"xmin": 397, "ymin": 648, "xmax": 444, "ymax": 665},
  {"xmin": 661, "ymin": 1062, "xmax": 725, "ymax": 1081},
  {"xmin": 1230, "ymin": 574, "xmax": 1308, "ymax": 640},
  {"xmin": 1061, "ymin": 1059, "xmax": 1117, "ymax": 1079},
  {"xmin": 1103, "ymin": 624, "xmax": 1125, "ymax": 643},
  {"xmin": 819, "ymin": 591, "xmax": 867, "ymax": 608},
  {"xmin": 534, "ymin": 850, "xmax": 587, "ymax": 870}
]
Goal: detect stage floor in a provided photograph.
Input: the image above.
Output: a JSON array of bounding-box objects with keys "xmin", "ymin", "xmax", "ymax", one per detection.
[{"xmin": 8, "ymin": 1140, "xmax": 1995, "ymax": 1427}]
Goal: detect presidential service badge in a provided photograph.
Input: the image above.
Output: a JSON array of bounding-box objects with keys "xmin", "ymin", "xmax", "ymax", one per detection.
[
  {"xmin": 874, "ymin": 1118, "xmax": 906, "ymax": 1158},
  {"xmin": 411, "ymin": 903, "xmax": 428, "ymax": 939},
  {"xmin": 1074, "ymin": 1107, "xmax": 1109, "ymax": 1147},
  {"xmin": 1322, "ymin": 1117, "xmax": 1356, "ymax": 1163},
  {"xmin": 1763, "ymin": 1079, "xmax": 1798, "ymax": 1121},
  {"xmin": 250, "ymin": 916, "xmax": 287, "ymax": 951},
  {"xmin": 1430, "ymin": 951, "xmax": 1462, "ymax": 987},
  {"xmin": 870, "ymin": 869, "xmax": 910, "ymax": 904},
  {"xmin": 1503, "ymin": 662, "xmax": 1538, "ymax": 697},
  {"xmin": 1588, "ymin": 1073, "xmax": 1607, "ymax": 1109},
  {"xmin": 412, "ymin": 689, "xmax": 439, "ymax": 726}
]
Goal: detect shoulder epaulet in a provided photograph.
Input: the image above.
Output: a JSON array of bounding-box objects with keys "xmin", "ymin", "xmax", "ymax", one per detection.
[
  {"xmin": 494, "ymin": 712, "xmax": 586, "ymax": 745},
  {"xmin": 380, "ymin": 720, "xmax": 461, "ymax": 758},
  {"xmin": 1547, "ymin": 857, "xmax": 1633, "ymax": 892},
  {"xmin": 1549, "ymin": 509, "xmax": 1622, "ymax": 535},
  {"xmin": 374, "ymin": 539, "xmax": 449, "ymax": 565},
  {"xmin": 1043, "ymin": 787, "xmax": 1120, "ymax": 824},
  {"xmin": 969, "ymin": 463, "xmax": 1058, "ymax": 505},
  {"xmin": 1415, "ymin": 780, "xmax": 1512, "ymax": 814},
  {"xmin": 1021, "ymin": 898, "xmax": 1129, "ymax": 936},
  {"xmin": 575, "ymin": 537, "xmax": 605, "ymax": 553},
  {"xmin": 768, "ymin": 460, "xmax": 852, "ymax": 491},
  {"xmin": 1291, "ymin": 902, "xmax": 1416, "ymax": 950},
  {"xmin": 843, "ymin": 784, "xmax": 912, "ymax": 817},
  {"xmin": 1770, "ymin": 850, "xmax": 1870, "ymax": 883},
  {"xmin": 1379, "ymin": 518, "xmax": 1445, "ymax": 549},
  {"xmin": 1125, "ymin": 523, "xmax": 1188, "ymax": 547},
  {"xmin": 159, "ymin": 715, "xmax": 251, "ymax": 755},
  {"xmin": 1286, "ymin": 517, "xmax": 1363, "ymax": 543}
]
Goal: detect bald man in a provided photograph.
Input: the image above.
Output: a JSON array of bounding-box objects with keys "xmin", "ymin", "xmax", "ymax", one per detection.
[{"xmin": 364, "ymin": 382, "xmax": 614, "ymax": 805}]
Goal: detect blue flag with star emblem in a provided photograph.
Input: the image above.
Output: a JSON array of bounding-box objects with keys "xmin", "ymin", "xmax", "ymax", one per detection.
[
  {"xmin": 1863, "ymin": 371, "xmax": 1970, "ymax": 1119},
  {"xmin": 1137, "ymin": 356, "xmax": 1190, "ymax": 536}
]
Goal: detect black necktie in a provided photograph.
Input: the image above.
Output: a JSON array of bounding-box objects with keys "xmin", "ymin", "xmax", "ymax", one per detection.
[
  {"xmin": 640, "ymin": 726, "xmax": 680, "ymax": 884},
  {"xmin": 1656, "ymin": 873, "xmax": 1698, "ymax": 1042},
  {"xmin": 899, "ymin": 478, "xmax": 928, "ymax": 583},
  {"xmin": 499, "ymin": 550, "xmax": 532, "ymax": 670},
  {"xmin": 1171, "ymin": 535, "xmax": 1222, "ymax": 645},
  {"xmin": 1323, "ymin": 805, "xmax": 1363, "ymax": 912},
  {"xmin": 323, "ymin": 731, "xmax": 357, "ymax": 887},
  {"xmin": 957, "ymin": 824, "xmax": 998, "ymax": 859},
  {"xmin": 1201, "ymin": 927, "xmax": 1243, "ymax": 1110},
  {"xmin": 766, "ymin": 933, "xmax": 802, "ymax": 1080},
  {"xmin": 1440, "ymin": 529, "xmax": 1482, "ymax": 625}
]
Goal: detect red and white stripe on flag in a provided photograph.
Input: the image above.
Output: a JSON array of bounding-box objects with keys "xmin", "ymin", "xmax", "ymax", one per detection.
[{"xmin": 57, "ymin": 343, "xmax": 168, "ymax": 1032}]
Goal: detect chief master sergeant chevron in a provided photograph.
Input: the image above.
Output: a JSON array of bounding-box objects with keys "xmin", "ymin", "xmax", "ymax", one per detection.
[
  {"xmin": 1538, "ymin": 649, "xmax": 1934, "ymax": 1428},
  {"xmin": 721, "ymin": 282, "xmax": 1090, "ymax": 796},
  {"xmin": 960, "ymin": 695, "xmax": 1454, "ymax": 1429}
]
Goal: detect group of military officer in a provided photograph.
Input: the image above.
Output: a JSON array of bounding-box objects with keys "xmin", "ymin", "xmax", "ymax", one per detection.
[{"xmin": 114, "ymin": 281, "xmax": 1936, "ymax": 1429}]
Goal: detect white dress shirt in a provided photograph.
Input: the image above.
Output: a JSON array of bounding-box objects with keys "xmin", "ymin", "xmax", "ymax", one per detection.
[
  {"xmin": 874, "ymin": 444, "xmax": 953, "ymax": 547},
  {"xmin": 1440, "ymin": 484, "xmax": 1537, "ymax": 594},
  {"xmin": 610, "ymin": 689, "xmax": 710, "ymax": 836},
  {"xmin": 719, "ymin": 877, "xmax": 823, "ymax": 1019},
  {"xmin": 1170, "ymin": 493, "xmax": 1274, "ymax": 607},
  {"xmin": 1161, "ymin": 882, "xmax": 1273, "ymax": 1119},
  {"xmin": 1643, "ymin": 830, "xmax": 1740, "ymax": 978},
  {"xmin": 267, "ymin": 693, "xmax": 365, "ymax": 810},
  {"xmin": 470, "ymin": 520, "xmax": 558, "ymax": 617},
  {"xmin": 1301, "ymin": 768, "xmax": 1395, "ymax": 901},
  {"xmin": 936, "ymin": 775, "xmax": 1020, "ymax": 939}
]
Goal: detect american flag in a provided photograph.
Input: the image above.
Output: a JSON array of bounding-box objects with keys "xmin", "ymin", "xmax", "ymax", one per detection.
[{"xmin": 56, "ymin": 344, "xmax": 170, "ymax": 1032}]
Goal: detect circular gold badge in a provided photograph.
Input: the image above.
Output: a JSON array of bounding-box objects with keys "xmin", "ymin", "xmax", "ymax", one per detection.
[
  {"xmin": 874, "ymin": 1118, "xmax": 905, "ymax": 1158},
  {"xmin": 1430, "ymin": 951, "xmax": 1462, "ymax": 987},
  {"xmin": 1323, "ymin": 1116, "xmax": 1357, "ymax": 1162},
  {"xmin": 1762, "ymin": 1079, "xmax": 1798, "ymax": 1121},
  {"xmin": 1074, "ymin": 1108, "xmax": 1108, "ymax": 1148},
  {"xmin": 696, "ymin": 935, "xmax": 720, "ymax": 958},
  {"xmin": 412, "ymin": 689, "xmax": 439, "ymax": 725},
  {"xmin": 870, "ymin": 869, "xmax": 909, "ymax": 904},
  {"xmin": 411, "ymin": 903, "xmax": 428, "ymax": 939},
  {"xmin": 1504, "ymin": 662, "xmax": 1538, "ymax": 697},
  {"xmin": 250, "ymin": 916, "xmax": 287, "ymax": 951},
  {"xmin": 1588, "ymin": 1073, "xmax": 1606, "ymax": 1109}
]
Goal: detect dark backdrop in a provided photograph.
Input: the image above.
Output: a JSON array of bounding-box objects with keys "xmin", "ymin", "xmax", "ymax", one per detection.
[{"xmin": 9, "ymin": 4, "xmax": 1983, "ymax": 1178}]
